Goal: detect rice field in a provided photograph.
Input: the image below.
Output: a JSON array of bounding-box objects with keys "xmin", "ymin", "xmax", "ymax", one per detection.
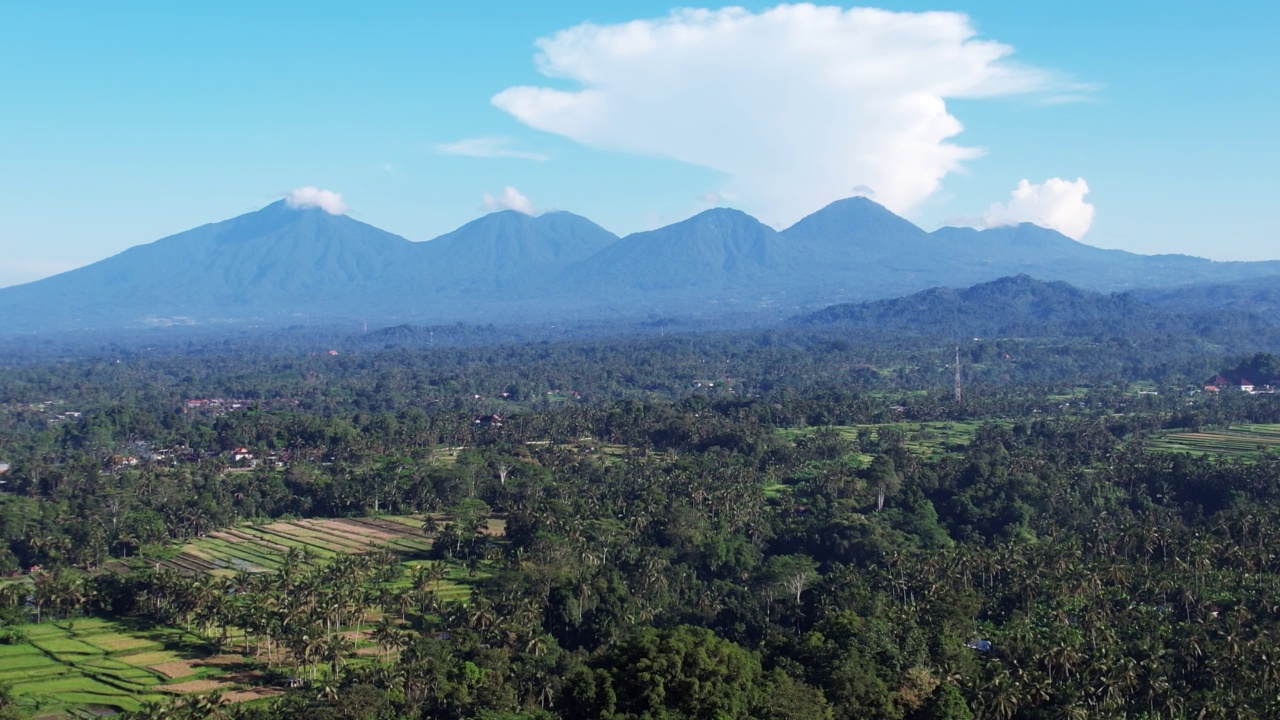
[
  {"xmin": 781, "ymin": 420, "xmax": 997, "ymax": 457},
  {"xmin": 1148, "ymin": 423, "xmax": 1280, "ymax": 457},
  {"xmin": 0, "ymin": 618, "xmax": 271, "ymax": 717},
  {"xmin": 128, "ymin": 514, "xmax": 500, "ymax": 608},
  {"xmin": 151, "ymin": 515, "xmax": 492, "ymax": 579},
  {"xmin": 9, "ymin": 513, "xmax": 504, "ymax": 714}
]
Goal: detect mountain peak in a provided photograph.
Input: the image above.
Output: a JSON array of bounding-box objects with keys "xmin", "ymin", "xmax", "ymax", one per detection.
[
  {"xmin": 783, "ymin": 196, "xmax": 925, "ymax": 239},
  {"xmin": 7, "ymin": 192, "xmax": 1280, "ymax": 334},
  {"xmin": 416, "ymin": 207, "xmax": 618, "ymax": 288},
  {"xmin": 666, "ymin": 206, "xmax": 773, "ymax": 233}
]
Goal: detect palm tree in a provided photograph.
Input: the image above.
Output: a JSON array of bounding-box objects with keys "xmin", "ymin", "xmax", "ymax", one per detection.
[
  {"xmin": 372, "ymin": 616, "xmax": 398, "ymax": 662},
  {"xmin": 322, "ymin": 634, "xmax": 355, "ymax": 679}
]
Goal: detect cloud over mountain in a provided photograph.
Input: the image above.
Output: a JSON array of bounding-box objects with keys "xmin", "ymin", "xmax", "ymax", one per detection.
[
  {"xmin": 493, "ymin": 4, "xmax": 1066, "ymax": 227},
  {"xmin": 285, "ymin": 187, "xmax": 348, "ymax": 215},
  {"xmin": 482, "ymin": 187, "xmax": 536, "ymax": 215},
  {"xmin": 982, "ymin": 177, "xmax": 1095, "ymax": 239}
]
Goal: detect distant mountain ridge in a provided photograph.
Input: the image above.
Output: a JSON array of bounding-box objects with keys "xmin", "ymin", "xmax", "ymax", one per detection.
[
  {"xmin": 421, "ymin": 210, "xmax": 617, "ymax": 292},
  {"xmin": 794, "ymin": 274, "xmax": 1279, "ymax": 342},
  {"xmin": 564, "ymin": 208, "xmax": 792, "ymax": 294},
  {"xmin": 4, "ymin": 196, "xmax": 1280, "ymax": 333}
]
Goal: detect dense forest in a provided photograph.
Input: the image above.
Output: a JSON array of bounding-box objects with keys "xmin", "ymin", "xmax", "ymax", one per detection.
[{"xmin": 0, "ymin": 325, "xmax": 1279, "ymax": 718}]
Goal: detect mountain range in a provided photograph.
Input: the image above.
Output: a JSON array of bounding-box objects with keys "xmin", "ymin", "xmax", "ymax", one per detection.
[
  {"xmin": 3, "ymin": 197, "xmax": 1279, "ymax": 333},
  {"xmin": 793, "ymin": 274, "xmax": 1275, "ymax": 342}
]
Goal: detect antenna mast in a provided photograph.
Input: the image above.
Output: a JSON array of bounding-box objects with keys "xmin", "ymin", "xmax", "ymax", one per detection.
[{"xmin": 954, "ymin": 347, "xmax": 962, "ymax": 403}]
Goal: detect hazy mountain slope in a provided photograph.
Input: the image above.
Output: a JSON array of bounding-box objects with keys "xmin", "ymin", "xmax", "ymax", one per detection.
[
  {"xmin": 1128, "ymin": 275, "xmax": 1280, "ymax": 315},
  {"xmin": 564, "ymin": 208, "xmax": 795, "ymax": 295},
  {"xmin": 415, "ymin": 210, "xmax": 617, "ymax": 292},
  {"xmin": 0, "ymin": 201, "xmax": 425, "ymax": 329},
  {"xmin": 6, "ymin": 195, "xmax": 1280, "ymax": 334},
  {"xmin": 927, "ymin": 224, "xmax": 1280, "ymax": 291},
  {"xmin": 778, "ymin": 197, "xmax": 953, "ymax": 298},
  {"xmin": 793, "ymin": 274, "xmax": 1275, "ymax": 339}
]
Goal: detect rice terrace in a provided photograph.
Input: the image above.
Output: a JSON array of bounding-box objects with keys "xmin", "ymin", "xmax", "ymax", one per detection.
[
  {"xmin": 1147, "ymin": 423, "xmax": 1280, "ymax": 458},
  {"xmin": 155, "ymin": 515, "xmax": 492, "ymax": 579},
  {"xmin": 0, "ymin": 512, "xmax": 501, "ymax": 717},
  {"xmin": 0, "ymin": 617, "xmax": 272, "ymax": 717}
]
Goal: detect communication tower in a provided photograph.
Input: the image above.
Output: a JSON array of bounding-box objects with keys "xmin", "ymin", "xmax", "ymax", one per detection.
[{"xmin": 954, "ymin": 347, "xmax": 962, "ymax": 403}]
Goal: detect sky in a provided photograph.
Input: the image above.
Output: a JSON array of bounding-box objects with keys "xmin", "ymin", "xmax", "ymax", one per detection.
[{"xmin": 1, "ymin": 1, "xmax": 1278, "ymax": 287}]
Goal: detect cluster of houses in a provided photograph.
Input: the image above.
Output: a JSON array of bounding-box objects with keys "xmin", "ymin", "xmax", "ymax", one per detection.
[
  {"xmin": 692, "ymin": 379, "xmax": 737, "ymax": 393},
  {"xmin": 183, "ymin": 397, "xmax": 252, "ymax": 415},
  {"xmin": 12, "ymin": 400, "xmax": 84, "ymax": 424},
  {"xmin": 1203, "ymin": 376, "xmax": 1276, "ymax": 394},
  {"xmin": 227, "ymin": 447, "xmax": 304, "ymax": 470}
]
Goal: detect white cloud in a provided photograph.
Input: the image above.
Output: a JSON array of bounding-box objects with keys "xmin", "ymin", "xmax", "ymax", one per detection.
[
  {"xmin": 437, "ymin": 137, "xmax": 549, "ymax": 161},
  {"xmin": 284, "ymin": 186, "xmax": 348, "ymax": 215},
  {"xmin": 482, "ymin": 186, "xmax": 536, "ymax": 215},
  {"xmin": 493, "ymin": 5, "xmax": 1075, "ymax": 227},
  {"xmin": 981, "ymin": 177, "xmax": 1095, "ymax": 239}
]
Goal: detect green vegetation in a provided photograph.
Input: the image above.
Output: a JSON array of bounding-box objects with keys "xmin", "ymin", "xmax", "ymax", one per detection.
[
  {"xmin": 1148, "ymin": 422, "xmax": 1280, "ymax": 457},
  {"xmin": 782, "ymin": 420, "xmax": 999, "ymax": 458},
  {"xmin": 3, "ymin": 331, "xmax": 1280, "ymax": 717},
  {"xmin": 0, "ymin": 618, "xmax": 251, "ymax": 716}
]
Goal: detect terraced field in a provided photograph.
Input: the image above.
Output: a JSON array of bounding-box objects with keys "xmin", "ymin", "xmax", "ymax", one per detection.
[
  {"xmin": 157, "ymin": 516, "xmax": 463, "ymax": 576},
  {"xmin": 142, "ymin": 514, "xmax": 498, "ymax": 606},
  {"xmin": 782, "ymin": 420, "xmax": 997, "ymax": 457},
  {"xmin": 0, "ymin": 618, "xmax": 276, "ymax": 717},
  {"xmin": 1148, "ymin": 423, "xmax": 1280, "ymax": 458},
  {"xmin": 8, "ymin": 514, "xmax": 503, "ymax": 715}
]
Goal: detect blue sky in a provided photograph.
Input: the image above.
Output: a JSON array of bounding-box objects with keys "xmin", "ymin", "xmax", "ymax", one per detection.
[{"xmin": 2, "ymin": 1, "xmax": 1278, "ymax": 287}]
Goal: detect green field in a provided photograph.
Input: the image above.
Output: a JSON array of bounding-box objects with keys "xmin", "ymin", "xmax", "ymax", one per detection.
[
  {"xmin": 153, "ymin": 516, "xmax": 458, "ymax": 575},
  {"xmin": 1148, "ymin": 423, "xmax": 1280, "ymax": 457},
  {"xmin": 782, "ymin": 420, "xmax": 996, "ymax": 457},
  {"xmin": 124, "ymin": 514, "xmax": 497, "ymax": 608},
  {"xmin": 0, "ymin": 618, "xmax": 272, "ymax": 716},
  {"xmin": 6, "ymin": 513, "xmax": 505, "ymax": 715}
]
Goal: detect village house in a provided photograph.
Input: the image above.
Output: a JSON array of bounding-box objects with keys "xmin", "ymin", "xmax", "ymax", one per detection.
[{"xmin": 230, "ymin": 447, "xmax": 258, "ymax": 467}]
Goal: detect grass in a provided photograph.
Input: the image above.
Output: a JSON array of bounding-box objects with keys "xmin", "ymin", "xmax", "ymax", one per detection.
[
  {"xmin": 781, "ymin": 420, "xmax": 1001, "ymax": 458},
  {"xmin": 154, "ymin": 514, "xmax": 449, "ymax": 577},
  {"xmin": 1147, "ymin": 423, "xmax": 1280, "ymax": 458},
  {"xmin": 21, "ymin": 512, "xmax": 504, "ymax": 714},
  {"xmin": 0, "ymin": 618, "xmax": 269, "ymax": 716}
]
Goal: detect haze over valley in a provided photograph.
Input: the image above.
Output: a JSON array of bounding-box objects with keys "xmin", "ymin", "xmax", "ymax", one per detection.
[
  {"xmin": 4, "ymin": 3, "xmax": 1280, "ymax": 719},
  {"xmin": 4, "ymin": 195, "xmax": 1279, "ymax": 335}
]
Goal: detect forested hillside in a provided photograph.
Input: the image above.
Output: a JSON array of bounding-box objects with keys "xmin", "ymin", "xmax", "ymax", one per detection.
[{"xmin": 0, "ymin": 328, "xmax": 1279, "ymax": 717}]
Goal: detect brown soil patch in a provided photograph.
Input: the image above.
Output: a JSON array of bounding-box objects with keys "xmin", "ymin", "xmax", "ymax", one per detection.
[
  {"xmin": 361, "ymin": 517, "xmax": 434, "ymax": 537},
  {"xmin": 318, "ymin": 519, "xmax": 404, "ymax": 544},
  {"xmin": 150, "ymin": 653, "xmax": 251, "ymax": 679},
  {"xmin": 225, "ymin": 688, "xmax": 283, "ymax": 703},
  {"xmin": 150, "ymin": 660, "xmax": 199, "ymax": 679},
  {"xmin": 284, "ymin": 523, "xmax": 377, "ymax": 550},
  {"xmin": 202, "ymin": 654, "xmax": 250, "ymax": 667},
  {"xmin": 164, "ymin": 679, "xmax": 230, "ymax": 693},
  {"xmin": 261, "ymin": 523, "xmax": 371, "ymax": 552},
  {"xmin": 121, "ymin": 650, "xmax": 182, "ymax": 666},
  {"xmin": 226, "ymin": 529, "xmax": 289, "ymax": 552}
]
